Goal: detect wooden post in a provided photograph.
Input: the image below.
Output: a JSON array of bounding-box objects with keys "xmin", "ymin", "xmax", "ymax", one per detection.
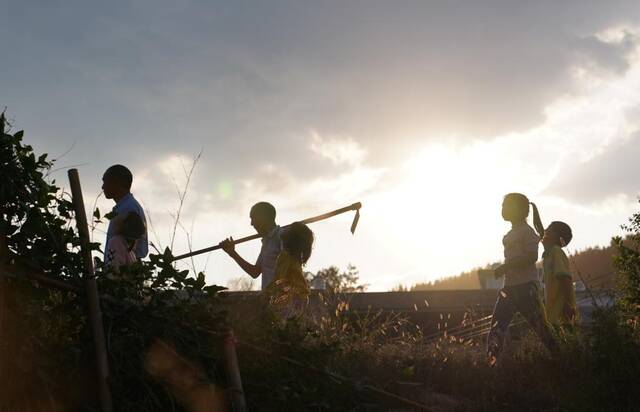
[
  {"xmin": 223, "ymin": 330, "xmax": 247, "ymax": 412},
  {"xmin": 0, "ymin": 113, "xmax": 8, "ymax": 389},
  {"xmin": 68, "ymin": 169, "xmax": 113, "ymax": 412},
  {"xmin": 0, "ymin": 235, "xmax": 8, "ymax": 392}
]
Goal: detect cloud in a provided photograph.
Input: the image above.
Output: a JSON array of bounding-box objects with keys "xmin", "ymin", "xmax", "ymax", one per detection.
[
  {"xmin": 7, "ymin": 0, "xmax": 640, "ymax": 178},
  {"xmin": 545, "ymin": 130, "xmax": 640, "ymax": 202},
  {"xmin": 574, "ymin": 26, "xmax": 639, "ymax": 76},
  {"xmin": 309, "ymin": 131, "xmax": 366, "ymax": 166}
]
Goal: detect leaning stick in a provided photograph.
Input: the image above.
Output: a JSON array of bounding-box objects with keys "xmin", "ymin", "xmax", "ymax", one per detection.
[
  {"xmin": 172, "ymin": 202, "xmax": 362, "ymax": 262},
  {"xmin": 69, "ymin": 169, "xmax": 113, "ymax": 412}
]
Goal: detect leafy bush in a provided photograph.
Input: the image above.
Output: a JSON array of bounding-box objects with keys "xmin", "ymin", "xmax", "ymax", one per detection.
[
  {"xmin": 0, "ymin": 114, "xmax": 229, "ymax": 411},
  {"xmin": 229, "ymin": 271, "xmax": 426, "ymax": 411},
  {"xmin": 613, "ymin": 203, "xmax": 640, "ymax": 318}
]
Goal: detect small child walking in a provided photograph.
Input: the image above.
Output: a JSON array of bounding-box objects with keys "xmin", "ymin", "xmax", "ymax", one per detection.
[
  {"xmin": 266, "ymin": 222, "xmax": 314, "ymax": 318},
  {"xmin": 534, "ymin": 211, "xmax": 578, "ymax": 327},
  {"xmin": 487, "ymin": 193, "xmax": 558, "ymax": 363}
]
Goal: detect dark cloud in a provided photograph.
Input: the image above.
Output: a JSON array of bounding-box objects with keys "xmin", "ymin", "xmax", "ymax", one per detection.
[
  {"xmin": 3, "ymin": 0, "xmax": 640, "ymax": 192},
  {"xmin": 573, "ymin": 31, "xmax": 639, "ymax": 75},
  {"xmin": 545, "ymin": 130, "xmax": 640, "ymax": 202}
]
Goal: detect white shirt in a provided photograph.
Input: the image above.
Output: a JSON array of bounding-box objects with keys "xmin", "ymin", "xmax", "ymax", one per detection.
[
  {"xmin": 106, "ymin": 235, "xmax": 138, "ymax": 270},
  {"xmin": 255, "ymin": 226, "xmax": 283, "ymax": 290},
  {"xmin": 105, "ymin": 193, "xmax": 148, "ymax": 265},
  {"xmin": 502, "ymin": 222, "xmax": 540, "ymax": 287}
]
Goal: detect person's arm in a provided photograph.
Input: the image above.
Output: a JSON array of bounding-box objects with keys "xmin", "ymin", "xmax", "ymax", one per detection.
[
  {"xmin": 558, "ymin": 276, "xmax": 577, "ymax": 321},
  {"xmin": 553, "ymin": 249, "xmax": 576, "ymax": 322},
  {"xmin": 494, "ymin": 253, "xmax": 538, "ymax": 277},
  {"xmin": 219, "ymin": 237, "xmax": 261, "ymax": 278}
]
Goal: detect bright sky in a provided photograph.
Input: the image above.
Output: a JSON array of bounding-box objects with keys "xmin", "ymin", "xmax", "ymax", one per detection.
[{"xmin": 3, "ymin": 1, "xmax": 640, "ymax": 291}]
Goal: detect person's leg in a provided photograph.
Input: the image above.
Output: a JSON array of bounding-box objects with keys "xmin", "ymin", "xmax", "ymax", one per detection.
[
  {"xmin": 513, "ymin": 282, "xmax": 558, "ymax": 354},
  {"xmin": 487, "ymin": 287, "xmax": 516, "ymax": 362}
]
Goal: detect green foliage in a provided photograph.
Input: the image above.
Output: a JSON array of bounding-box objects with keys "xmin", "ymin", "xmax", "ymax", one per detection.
[
  {"xmin": 234, "ymin": 224, "xmax": 640, "ymax": 412},
  {"xmin": 0, "ymin": 119, "xmax": 84, "ymax": 278},
  {"xmin": 95, "ymin": 252, "xmax": 228, "ymax": 410},
  {"xmin": 308, "ymin": 264, "xmax": 367, "ymax": 293},
  {"xmin": 232, "ymin": 267, "xmax": 423, "ymax": 410},
  {"xmin": 613, "ymin": 201, "xmax": 640, "ymax": 316},
  {"xmin": 0, "ymin": 115, "xmax": 228, "ymax": 410}
]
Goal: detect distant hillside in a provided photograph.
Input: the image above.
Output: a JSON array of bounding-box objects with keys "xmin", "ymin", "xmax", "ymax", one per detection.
[
  {"xmin": 404, "ymin": 243, "xmax": 616, "ymax": 291},
  {"xmin": 568, "ymin": 243, "xmax": 615, "ymax": 291},
  {"xmin": 409, "ymin": 262, "xmax": 500, "ymax": 291}
]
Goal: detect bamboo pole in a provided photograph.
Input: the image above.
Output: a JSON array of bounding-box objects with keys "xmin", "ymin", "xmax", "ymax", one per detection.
[
  {"xmin": 68, "ymin": 169, "xmax": 113, "ymax": 412},
  {"xmin": 0, "ymin": 235, "xmax": 7, "ymax": 389},
  {"xmin": 0, "ymin": 113, "xmax": 8, "ymax": 386},
  {"xmin": 222, "ymin": 330, "xmax": 247, "ymax": 412},
  {"xmin": 173, "ymin": 202, "xmax": 362, "ymax": 261}
]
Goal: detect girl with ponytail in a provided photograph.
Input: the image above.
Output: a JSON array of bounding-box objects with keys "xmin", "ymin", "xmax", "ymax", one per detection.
[
  {"xmin": 530, "ymin": 201, "xmax": 545, "ymax": 240},
  {"xmin": 487, "ymin": 193, "xmax": 557, "ymax": 363}
]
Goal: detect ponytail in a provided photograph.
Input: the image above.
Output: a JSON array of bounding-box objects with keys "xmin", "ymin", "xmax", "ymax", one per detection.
[{"xmin": 530, "ymin": 202, "xmax": 544, "ymax": 238}]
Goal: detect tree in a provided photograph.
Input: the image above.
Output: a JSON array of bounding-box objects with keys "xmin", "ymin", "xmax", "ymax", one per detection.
[
  {"xmin": 307, "ymin": 264, "xmax": 367, "ymax": 293},
  {"xmin": 613, "ymin": 200, "xmax": 640, "ymax": 317}
]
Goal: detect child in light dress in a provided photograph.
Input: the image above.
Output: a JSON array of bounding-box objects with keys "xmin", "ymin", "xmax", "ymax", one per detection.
[{"xmin": 487, "ymin": 193, "xmax": 558, "ymax": 363}]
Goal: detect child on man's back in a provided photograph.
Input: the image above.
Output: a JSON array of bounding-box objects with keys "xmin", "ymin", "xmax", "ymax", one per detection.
[
  {"xmin": 106, "ymin": 211, "xmax": 146, "ymax": 270},
  {"xmin": 266, "ymin": 222, "xmax": 314, "ymax": 318}
]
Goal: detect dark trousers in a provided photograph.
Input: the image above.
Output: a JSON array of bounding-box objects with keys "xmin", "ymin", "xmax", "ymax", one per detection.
[{"xmin": 487, "ymin": 281, "xmax": 558, "ymax": 359}]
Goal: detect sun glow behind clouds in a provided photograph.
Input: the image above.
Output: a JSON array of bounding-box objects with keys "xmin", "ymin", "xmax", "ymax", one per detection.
[
  {"xmin": 366, "ymin": 39, "xmax": 640, "ymax": 289},
  {"xmin": 370, "ymin": 141, "xmax": 538, "ymax": 282}
]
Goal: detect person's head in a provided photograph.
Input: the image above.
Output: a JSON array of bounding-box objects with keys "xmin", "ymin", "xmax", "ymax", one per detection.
[
  {"xmin": 249, "ymin": 202, "xmax": 276, "ymax": 235},
  {"xmin": 542, "ymin": 221, "xmax": 572, "ymax": 249},
  {"xmin": 102, "ymin": 165, "xmax": 133, "ymax": 200},
  {"xmin": 501, "ymin": 193, "xmax": 530, "ymax": 223},
  {"xmin": 113, "ymin": 212, "xmax": 146, "ymax": 250},
  {"xmin": 281, "ymin": 222, "xmax": 314, "ymax": 265}
]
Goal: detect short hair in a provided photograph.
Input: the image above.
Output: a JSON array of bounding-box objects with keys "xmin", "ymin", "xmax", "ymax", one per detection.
[
  {"xmin": 105, "ymin": 165, "xmax": 133, "ymax": 190},
  {"xmin": 250, "ymin": 202, "xmax": 276, "ymax": 222},
  {"xmin": 122, "ymin": 212, "xmax": 145, "ymax": 242},
  {"xmin": 282, "ymin": 222, "xmax": 314, "ymax": 264},
  {"xmin": 550, "ymin": 221, "xmax": 573, "ymax": 246},
  {"xmin": 504, "ymin": 193, "xmax": 530, "ymax": 217}
]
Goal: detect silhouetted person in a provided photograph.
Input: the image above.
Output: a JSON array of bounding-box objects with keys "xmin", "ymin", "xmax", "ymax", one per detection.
[
  {"xmin": 219, "ymin": 202, "xmax": 282, "ymax": 290},
  {"xmin": 102, "ymin": 164, "xmax": 148, "ymax": 266},
  {"xmin": 487, "ymin": 193, "xmax": 557, "ymax": 363},
  {"xmin": 537, "ymin": 219, "xmax": 577, "ymax": 327}
]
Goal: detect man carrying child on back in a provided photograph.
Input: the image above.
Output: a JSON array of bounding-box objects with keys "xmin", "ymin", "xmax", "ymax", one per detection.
[{"xmin": 101, "ymin": 164, "xmax": 148, "ymax": 267}]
